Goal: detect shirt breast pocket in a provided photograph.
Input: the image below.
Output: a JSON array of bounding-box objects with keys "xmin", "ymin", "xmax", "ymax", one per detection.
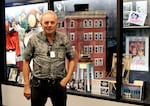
[{"xmin": 57, "ymin": 47, "xmax": 66, "ymax": 59}]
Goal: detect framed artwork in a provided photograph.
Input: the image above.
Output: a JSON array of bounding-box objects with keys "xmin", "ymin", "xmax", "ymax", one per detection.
[
  {"xmin": 127, "ymin": 11, "xmax": 147, "ymax": 26},
  {"xmin": 122, "ymin": 82, "xmax": 144, "ymax": 100},
  {"xmin": 126, "ymin": 36, "xmax": 149, "ymax": 71},
  {"xmin": 5, "ymin": 2, "xmax": 48, "ymax": 29},
  {"xmin": 8, "ymin": 67, "xmax": 18, "ymax": 82},
  {"xmin": 100, "ymin": 80, "xmax": 110, "ymax": 96}
]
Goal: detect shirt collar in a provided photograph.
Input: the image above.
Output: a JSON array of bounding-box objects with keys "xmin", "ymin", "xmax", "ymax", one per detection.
[{"xmin": 38, "ymin": 31, "xmax": 58, "ymax": 43}]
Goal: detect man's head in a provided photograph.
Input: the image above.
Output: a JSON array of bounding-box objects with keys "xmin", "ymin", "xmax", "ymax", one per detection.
[{"xmin": 40, "ymin": 10, "xmax": 58, "ymax": 35}]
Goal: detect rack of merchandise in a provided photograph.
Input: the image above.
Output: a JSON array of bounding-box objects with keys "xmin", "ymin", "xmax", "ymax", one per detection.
[{"xmin": 1, "ymin": 0, "xmax": 150, "ymax": 105}]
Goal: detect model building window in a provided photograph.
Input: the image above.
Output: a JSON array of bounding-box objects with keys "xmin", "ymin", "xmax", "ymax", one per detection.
[
  {"xmin": 58, "ymin": 21, "xmax": 64, "ymax": 28},
  {"xmin": 95, "ymin": 71, "xmax": 103, "ymax": 78},
  {"xmin": 70, "ymin": 20, "xmax": 75, "ymax": 28},
  {"xmin": 83, "ymin": 19, "xmax": 93, "ymax": 28},
  {"xmin": 99, "ymin": 19, "xmax": 103, "ymax": 27},
  {"xmin": 94, "ymin": 45, "xmax": 98, "ymax": 53},
  {"xmin": 83, "ymin": 19, "xmax": 88, "ymax": 27},
  {"xmin": 70, "ymin": 32, "xmax": 75, "ymax": 41},
  {"xmin": 84, "ymin": 33, "xmax": 88, "ymax": 41},
  {"xmin": 84, "ymin": 46, "xmax": 88, "ymax": 54},
  {"xmin": 94, "ymin": 32, "xmax": 103, "ymax": 40},
  {"xmin": 94, "ymin": 45, "xmax": 103, "ymax": 53},
  {"xmin": 99, "ymin": 58, "xmax": 103, "ymax": 66},
  {"xmin": 95, "ymin": 58, "xmax": 103, "ymax": 66},
  {"xmin": 88, "ymin": 19, "xmax": 93, "ymax": 28},
  {"xmin": 99, "ymin": 45, "xmax": 103, "ymax": 53},
  {"xmin": 99, "ymin": 32, "xmax": 103, "ymax": 40},
  {"xmin": 84, "ymin": 45, "xmax": 93, "ymax": 54},
  {"xmin": 94, "ymin": 19, "xmax": 103, "ymax": 28},
  {"xmin": 94, "ymin": 58, "xmax": 99, "ymax": 66},
  {"xmin": 95, "ymin": 71, "xmax": 99, "ymax": 78},
  {"xmin": 89, "ymin": 45, "xmax": 93, "ymax": 53},
  {"xmin": 94, "ymin": 32, "xmax": 99, "ymax": 40},
  {"xmin": 94, "ymin": 58, "xmax": 103, "ymax": 66},
  {"xmin": 84, "ymin": 32, "xmax": 93, "ymax": 41},
  {"xmin": 88, "ymin": 32, "xmax": 93, "ymax": 40},
  {"xmin": 94, "ymin": 19, "xmax": 99, "ymax": 28}
]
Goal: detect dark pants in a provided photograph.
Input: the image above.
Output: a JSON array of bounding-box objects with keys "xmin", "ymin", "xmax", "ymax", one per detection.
[{"xmin": 30, "ymin": 77, "xmax": 67, "ymax": 106}]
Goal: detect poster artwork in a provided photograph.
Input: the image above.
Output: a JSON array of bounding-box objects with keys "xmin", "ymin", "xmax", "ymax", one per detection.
[
  {"xmin": 126, "ymin": 36, "xmax": 149, "ymax": 71},
  {"xmin": 100, "ymin": 80, "xmax": 110, "ymax": 96},
  {"xmin": 8, "ymin": 67, "xmax": 18, "ymax": 82},
  {"xmin": 127, "ymin": 11, "xmax": 146, "ymax": 26},
  {"xmin": 123, "ymin": 83, "xmax": 143, "ymax": 100}
]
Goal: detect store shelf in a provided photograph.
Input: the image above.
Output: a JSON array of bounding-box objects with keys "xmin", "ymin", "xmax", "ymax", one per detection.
[{"xmin": 123, "ymin": 26, "xmax": 150, "ymax": 29}]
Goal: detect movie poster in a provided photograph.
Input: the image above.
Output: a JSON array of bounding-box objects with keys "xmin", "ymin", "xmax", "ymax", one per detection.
[{"xmin": 126, "ymin": 36, "xmax": 149, "ymax": 71}]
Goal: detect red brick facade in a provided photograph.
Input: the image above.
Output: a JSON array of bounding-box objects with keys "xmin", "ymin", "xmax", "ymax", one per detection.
[{"xmin": 57, "ymin": 12, "xmax": 107, "ymax": 78}]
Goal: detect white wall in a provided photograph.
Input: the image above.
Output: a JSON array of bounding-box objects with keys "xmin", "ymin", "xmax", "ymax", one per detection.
[{"xmin": 2, "ymin": 84, "xmax": 141, "ymax": 106}]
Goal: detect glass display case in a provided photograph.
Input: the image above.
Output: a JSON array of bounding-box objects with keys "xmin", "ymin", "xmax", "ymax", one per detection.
[{"xmin": 53, "ymin": 0, "xmax": 118, "ymax": 99}]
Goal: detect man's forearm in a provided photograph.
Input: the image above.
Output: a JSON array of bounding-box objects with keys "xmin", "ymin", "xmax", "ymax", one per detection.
[
  {"xmin": 66, "ymin": 58, "xmax": 75, "ymax": 81},
  {"xmin": 23, "ymin": 59, "xmax": 30, "ymax": 85}
]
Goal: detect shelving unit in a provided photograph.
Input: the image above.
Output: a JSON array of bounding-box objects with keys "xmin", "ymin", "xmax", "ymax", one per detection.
[{"xmin": 124, "ymin": 26, "xmax": 150, "ymax": 29}]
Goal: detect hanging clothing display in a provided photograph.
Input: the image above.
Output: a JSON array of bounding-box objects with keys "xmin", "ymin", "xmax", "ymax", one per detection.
[
  {"xmin": 6, "ymin": 29, "xmax": 20, "ymax": 56},
  {"xmin": 14, "ymin": 24, "xmax": 26, "ymax": 62}
]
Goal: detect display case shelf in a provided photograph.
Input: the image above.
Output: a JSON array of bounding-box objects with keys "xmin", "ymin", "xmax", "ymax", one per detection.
[{"xmin": 124, "ymin": 26, "xmax": 150, "ymax": 29}]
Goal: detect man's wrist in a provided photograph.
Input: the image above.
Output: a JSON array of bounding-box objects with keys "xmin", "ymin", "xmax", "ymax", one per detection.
[{"xmin": 24, "ymin": 82, "xmax": 30, "ymax": 86}]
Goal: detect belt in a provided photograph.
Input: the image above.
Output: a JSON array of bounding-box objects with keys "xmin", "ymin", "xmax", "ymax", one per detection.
[{"xmin": 32, "ymin": 76, "xmax": 62, "ymax": 84}]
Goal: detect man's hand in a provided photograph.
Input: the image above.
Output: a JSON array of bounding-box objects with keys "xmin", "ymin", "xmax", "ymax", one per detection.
[
  {"xmin": 60, "ymin": 77, "xmax": 70, "ymax": 87},
  {"xmin": 24, "ymin": 85, "xmax": 31, "ymax": 100}
]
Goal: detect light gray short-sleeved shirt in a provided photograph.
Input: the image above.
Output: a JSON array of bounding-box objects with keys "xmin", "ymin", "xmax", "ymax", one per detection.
[{"xmin": 24, "ymin": 31, "xmax": 75, "ymax": 79}]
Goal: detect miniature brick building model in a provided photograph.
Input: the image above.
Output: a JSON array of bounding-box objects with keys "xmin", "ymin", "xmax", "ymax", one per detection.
[{"xmin": 57, "ymin": 11, "xmax": 107, "ymax": 79}]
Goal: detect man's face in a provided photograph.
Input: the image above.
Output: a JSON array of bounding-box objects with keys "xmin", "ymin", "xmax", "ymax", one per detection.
[{"xmin": 41, "ymin": 14, "xmax": 57, "ymax": 35}]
